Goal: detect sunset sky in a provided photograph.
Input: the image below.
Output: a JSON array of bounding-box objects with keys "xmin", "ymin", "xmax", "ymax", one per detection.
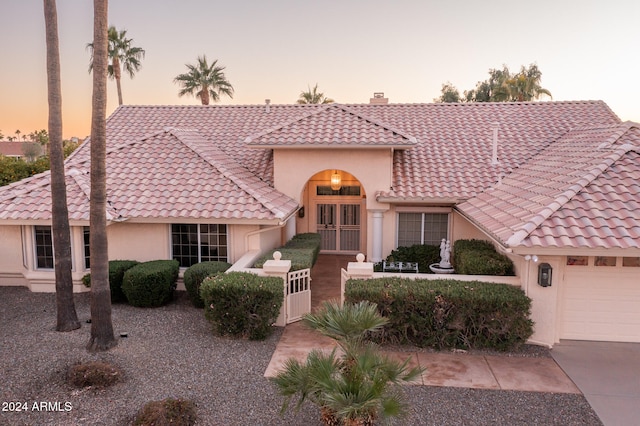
[{"xmin": 1, "ymin": 0, "xmax": 639, "ymax": 139}]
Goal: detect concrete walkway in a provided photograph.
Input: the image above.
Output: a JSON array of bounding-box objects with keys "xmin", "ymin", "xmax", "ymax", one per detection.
[
  {"xmin": 264, "ymin": 322, "xmax": 579, "ymax": 394},
  {"xmin": 265, "ymin": 255, "xmax": 579, "ymax": 394},
  {"xmin": 552, "ymin": 340, "xmax": 640, "ymax": 426}
]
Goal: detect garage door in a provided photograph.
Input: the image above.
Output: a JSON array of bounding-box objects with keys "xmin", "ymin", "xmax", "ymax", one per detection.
[{"xmin": 561, "ymin": 266, "xmax": 640, "ymax": 342}]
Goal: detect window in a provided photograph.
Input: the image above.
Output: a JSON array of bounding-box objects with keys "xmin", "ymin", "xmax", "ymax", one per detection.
[
  {"xmin": 623, "ymin": 257, "xmax": 640, "ymax": 267},
  {"xmin": 566, "ymin": 256, "xmax": 588, "ymax": 266},
  {"xmin": 83, "ymin": 227, "xmax": 90, "ymax": 269},
  {"xmin": 316, "ymin": 185, "xmax": 361, "ymax": 196},
  {"xmin": 171, "ymin": 224, "xmax": 228, "ymax": 267},
  {"xmin": 34, "ymin": 226, "xmax": 54, "ymax": 269},
  {"xmin": 595, "ymin": 256, "xmax": 616, "ymax": 267},
  {"xmin": 397, "ymin": 213, "xmax": 448, "ymax": 247}
]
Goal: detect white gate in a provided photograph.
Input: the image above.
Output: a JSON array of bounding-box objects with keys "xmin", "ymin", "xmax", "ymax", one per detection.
[{"xmin": 286, "ymin": 268, "xmax": 311, "ymax": 323}]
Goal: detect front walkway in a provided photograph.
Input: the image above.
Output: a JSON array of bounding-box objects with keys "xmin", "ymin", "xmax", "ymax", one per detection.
[{"xmin": 265, "ymin": 255, "xmax": 579, "ymax": 393}]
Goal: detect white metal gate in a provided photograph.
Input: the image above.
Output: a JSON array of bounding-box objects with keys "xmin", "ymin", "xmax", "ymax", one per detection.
[{"xmin": 286, "ymin": 268, "xmax": 311, "ymax": 323}]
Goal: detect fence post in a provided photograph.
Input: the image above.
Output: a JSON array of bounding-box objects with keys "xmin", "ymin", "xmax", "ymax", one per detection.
[
  {"xmin": 263, "ymin": 251, "xmax": 292, "ymax": 327},
  {"xmin": 344, "ymin": 253, "xmax": 375, "ymax": 305}
]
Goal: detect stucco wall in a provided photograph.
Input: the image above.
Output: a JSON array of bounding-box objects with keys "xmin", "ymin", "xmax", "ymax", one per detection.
[
  {"xmin": 0, "ymin": 225, "xmax": 25, "ymax": 286},
  {"xmin": 107, "ymin": 222, "xmax": 170, "ymax": 262}
]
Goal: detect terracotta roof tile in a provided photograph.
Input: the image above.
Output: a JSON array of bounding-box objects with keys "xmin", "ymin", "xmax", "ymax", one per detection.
[{"xmin": 457, "ymin": 123, "xmax": 640, "ymax": 249}]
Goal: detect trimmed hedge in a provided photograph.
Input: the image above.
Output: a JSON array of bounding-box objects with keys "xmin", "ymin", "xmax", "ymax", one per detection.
[
  {"xmin": 81, "ymin": 260, "xmax": 140, "ymax": 303},
  {"xmin": 454, "ymin": 239, "xmax": 515, "ymax": 276},
  {"xmin": 375, "ymin": 244, "xmax": 440, "ymax": 273},
  {"xmin": 345, "ymin": 277, "xmax": 533, "ymax": 350},
  {"xmin": 122, "ymin": 260, "xmax": 179, "ymax": 307},
  {"xmin": 183, "ymin": 261, "xmax": 231, "ymax": 308},
  {"xmin": 253, "ymin": 233, "xmax": 321, "ymax": 271},
  {"xmin": 200, "ymin": 272, "xmax": 284, "ymax": 340}
]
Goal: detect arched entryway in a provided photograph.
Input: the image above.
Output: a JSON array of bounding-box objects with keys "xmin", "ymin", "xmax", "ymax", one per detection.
[{"xmin": 297, "ymin": 169, "xmax": 366, "ymax": 254}]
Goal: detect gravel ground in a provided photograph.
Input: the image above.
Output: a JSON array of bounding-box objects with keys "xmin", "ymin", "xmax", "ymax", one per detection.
[{"xmin": 0, "ymin": 287, "xmax": 602, "ymax": 426}]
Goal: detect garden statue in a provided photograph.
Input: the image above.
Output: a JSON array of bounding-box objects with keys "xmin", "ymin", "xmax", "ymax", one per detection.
[{"xmin": 431, "ymin": 239, "xmax": 454, "ymax": 274}]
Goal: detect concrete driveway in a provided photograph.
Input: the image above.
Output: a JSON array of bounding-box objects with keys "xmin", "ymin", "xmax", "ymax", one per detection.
[{"xmin": 551, "ymin": 340, "xmax": 640, "ymax": 426}]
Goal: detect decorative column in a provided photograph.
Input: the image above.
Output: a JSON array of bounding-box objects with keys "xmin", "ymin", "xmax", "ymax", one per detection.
[
  {"xmin": 371, "ymin": 210, "xmax": 384, "ymax": 262},
  {"xmin": 262, "ymin": 251, "xmax": 291, "ymax": 327}
]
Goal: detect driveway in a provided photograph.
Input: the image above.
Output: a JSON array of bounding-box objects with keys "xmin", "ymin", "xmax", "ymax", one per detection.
[{"xmin": 551, "ymin": 340, "xmax": 640, "ymax": 426}]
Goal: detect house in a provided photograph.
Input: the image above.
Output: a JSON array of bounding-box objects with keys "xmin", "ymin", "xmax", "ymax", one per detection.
[{"xmin": 0, "ymin": 100, "xmax": 638, "ymax": 347}]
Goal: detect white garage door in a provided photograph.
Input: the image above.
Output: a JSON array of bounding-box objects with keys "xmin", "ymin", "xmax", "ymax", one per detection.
[{"xmin": 561, "ymin": 267, "xmax": 640, "ymax": 342}]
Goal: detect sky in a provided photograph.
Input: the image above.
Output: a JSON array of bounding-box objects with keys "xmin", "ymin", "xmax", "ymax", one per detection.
[{"xmin": 1, "ymin": 0, "xmax": 639, "ymax": 139}]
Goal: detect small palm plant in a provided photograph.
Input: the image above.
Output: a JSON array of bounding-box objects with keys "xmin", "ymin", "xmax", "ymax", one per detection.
[{"xmin": 272, "ymin": 301, "xmax": 423, "ymax": 426}]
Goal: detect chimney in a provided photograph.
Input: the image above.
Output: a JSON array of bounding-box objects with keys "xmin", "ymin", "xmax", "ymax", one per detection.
[
  {"xmin": 265, "ymin": 99, "xmax": 271, "ymax": 113},
  {"xmin": 369, "ymin": 92, "xmax": 388, "ymax": 105}
]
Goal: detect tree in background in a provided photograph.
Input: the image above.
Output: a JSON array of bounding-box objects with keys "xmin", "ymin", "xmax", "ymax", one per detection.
[
  {"xmin": 434, "ymin": 64, "xmax": 552, "ymax": 103},
  {"xmin": 15, "ymin": 129, "xmax": 21, "ymax": 141},
  {"xmin": 44, "ymin": 0, "xmax": 81, "ymax": 332},
  {"xmin": 87, "ymin": 0, "xmax": 117, "ymax": 352},
  {"xmin": 174, "ymin": 55, "xmax": 234, "ymax": 105},
  {"xmin": 297, "ymin": 83, "xmax": 334, "ymax": 104},
  {"xmin": 87, "ymin": 25, "xmax": 145, "ymax": 105},
  {"xmin": 0, "ymin": 130, "xmax": 4, "ymax": 140}
]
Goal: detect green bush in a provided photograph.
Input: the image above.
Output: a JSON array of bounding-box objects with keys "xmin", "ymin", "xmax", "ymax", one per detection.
[
  {"xmin": 253, "ymin": 233, "xmax": 321, "ymax": 271},
  {"xmin": 183, "ymin": 261, "xmax": 231, "ymax": 308},
  {"xmin": 454, "ymin": 239, "xmax": 515, "ymax": 275},
  {"xmin": 376, "ymin": 244, "xmax": 440, "ymax": 273},
  {"xmin": 81, "ymin": 260, "xmax": 140, "ymax": 302},
  {"xmin": 122, "ymin": 260, "xmax": 179, "ymax": 307},
  {"xmin": 200, "ymin": 272, "xmax": 284, "ymax": 340},
  {"xmin": 345, "ymin": 277, "xmax": 533, "ymax": 351}
]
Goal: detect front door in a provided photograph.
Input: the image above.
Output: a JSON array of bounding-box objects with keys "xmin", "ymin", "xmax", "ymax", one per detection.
[{"xmin": 316, "ymin": 203, "xmax": 361, "ymax": 252}]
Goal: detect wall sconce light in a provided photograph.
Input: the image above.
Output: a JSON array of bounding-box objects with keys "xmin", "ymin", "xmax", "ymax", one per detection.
[
  {"xmin": 537, "ymin": 263, "xmax": 552, "ymax": 287},
  {"xmin": 330, "ymin": 170, "xmax": 342, "ymax": 191}
]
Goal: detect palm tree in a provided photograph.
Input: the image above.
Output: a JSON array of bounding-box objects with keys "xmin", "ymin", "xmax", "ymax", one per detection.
[
  {"xmin": 87, "ymin": 25, "xmax": 145, "ymax": 105},
  {"xmin": 173, "ymin": 55, "xmax": 234, "ymax": 105},
  {"xmin": 87, "ymin": 0, "xmax": 117, "ymax": 352},
  {"xmin": 297, "ymin": 84, "xmax": 334, "ymax": 104},
  {"xmin": 15, "ymin": 130, "xmax": 21, "ymax": 141},
  {"xmin": 44, "ymin": 0, "xmax": 80, "ymax": 332},
  {"xmin": 272, "ymin": 301, "xmax": 422, "ymax": 425}
]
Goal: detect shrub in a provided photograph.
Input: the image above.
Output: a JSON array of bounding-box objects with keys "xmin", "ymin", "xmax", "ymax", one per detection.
[
  {"xmin": 122, "ymin": 260, "xmax": 179, "ymax": 307},
  {"xmin": 183, "ymin": 261, "xmax": 231, "ymax": 308},
  {"xmin": 80, "ymin": 260, "xmax": 140, "ymax": 302},
  {"xmin": 133, "ymin": 398, "xmax": 196, "ymax": 426},
  {"xmin": 454, "ymin": 239, "xmax": 515, "ymax": 275},
  {"xmin": 67, "ymin": 361, "xmax": 122, "ymax": 389},
  {"xmin": 200, "ymin": 272, "xmax": 284, "ymax": 340},
  {"xmin": 253, "ymin": 233, "xmax": 321, "ymax": 271},
  {"xmin": 377, "ymin": 244, "xmax": 440, "ymax": 273},
  {"xmin": 345, "ymin": 277, "xmax": 533, "ymax": 351}
]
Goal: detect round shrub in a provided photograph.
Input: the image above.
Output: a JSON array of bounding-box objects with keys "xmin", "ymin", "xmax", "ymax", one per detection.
[
  {"xmin": 133, "ymin": 398, "xmax": 196, "ymax": 426},
  {"xmin": 183, "ymin": 261, "xmax": 231, "ymax": 308},
  {"xmin": 108, "ymin": 260, "xmax": 141, "ymax": 302},
  {"xmin": 122, "ymin": 260, "xmax": 179, "ymax": 307},
  {"xmin": 67, "ymin": 361, "xmax": 122, "ymax": 389}
]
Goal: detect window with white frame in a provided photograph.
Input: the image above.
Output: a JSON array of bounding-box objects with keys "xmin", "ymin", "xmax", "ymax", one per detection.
[
  {"xmin": 83, "ymin": 227, "xmax": 90, "ymax": 269},
  {"xmin": 397, "ymin": 212, "xmax": 449, "ymax": 247},
  {"xmin": 34, "ymin": 225, "xmax": 54, "ymax": 269},
  {"xmin": 171, "ymin": 224, "xmax": 228, "ymax": 267}
]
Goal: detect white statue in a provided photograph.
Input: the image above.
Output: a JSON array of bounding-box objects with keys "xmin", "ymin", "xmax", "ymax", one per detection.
[{"xmin": 439, "ymin": 239, "xmax": 452, "ymax": 268}]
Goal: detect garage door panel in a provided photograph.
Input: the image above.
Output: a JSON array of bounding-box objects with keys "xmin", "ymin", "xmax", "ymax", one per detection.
[{"xmin": 562, "ymin": 269, "xmax": 640, "ymax": 342}]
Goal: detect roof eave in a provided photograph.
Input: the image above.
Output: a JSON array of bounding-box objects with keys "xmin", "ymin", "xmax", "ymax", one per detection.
[{"xmin": 246, "ymin": 143, "xmax": 414, "ymax": 150}]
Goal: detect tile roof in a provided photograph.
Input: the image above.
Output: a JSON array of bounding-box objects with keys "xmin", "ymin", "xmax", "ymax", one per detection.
[
  {"xmin": 0, "ymin": 128, "xmax": 298, "ymax": 223},
  {"xmin": 245, "ymin": 104, "xmax": 416, "ymax": 148},
  {"xmin": 0, "ymin": 141, "xmax": 27, "ymax": 157},
  {"xmin": 457, "ymin": 122, "xmax": 640, "ymax": 250}
]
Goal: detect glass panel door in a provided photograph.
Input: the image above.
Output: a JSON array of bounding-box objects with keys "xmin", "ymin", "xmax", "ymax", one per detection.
[
  {"xmin": 317, "ymin": 204, "xmax": 337, "ymax": 251},
  {"xmin": 339, "ymin": 204, "xmax": 360, "ymax": 251}
]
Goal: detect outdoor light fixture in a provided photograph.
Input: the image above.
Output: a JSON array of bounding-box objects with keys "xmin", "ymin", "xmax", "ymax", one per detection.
[{"xmin": 330, "ymin": 170, "xmax": 342, "ymax": 191}]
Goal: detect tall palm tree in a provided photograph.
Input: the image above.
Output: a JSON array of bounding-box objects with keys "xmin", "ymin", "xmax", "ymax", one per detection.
[
  {"xmin": 87, "ymin": 0, "xmax": 116, "ymax": 352},
  {"xmin": 273, "ymin": 301, "xmax": 422, "ymax": 425},
  {"xmin": 44, "ymin": 0, "xmax": 80, "ymax": 332},
  {"xmin": 87, "ymin": 25, "xmax": 145, "ymax": 105},
  {"xmin": 173, "ymin": 55, "xmax": 234, "ymax": 105},
  {"xmin": 297, "ymin": 83, "xmax": 334, "ymax": 104}
]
